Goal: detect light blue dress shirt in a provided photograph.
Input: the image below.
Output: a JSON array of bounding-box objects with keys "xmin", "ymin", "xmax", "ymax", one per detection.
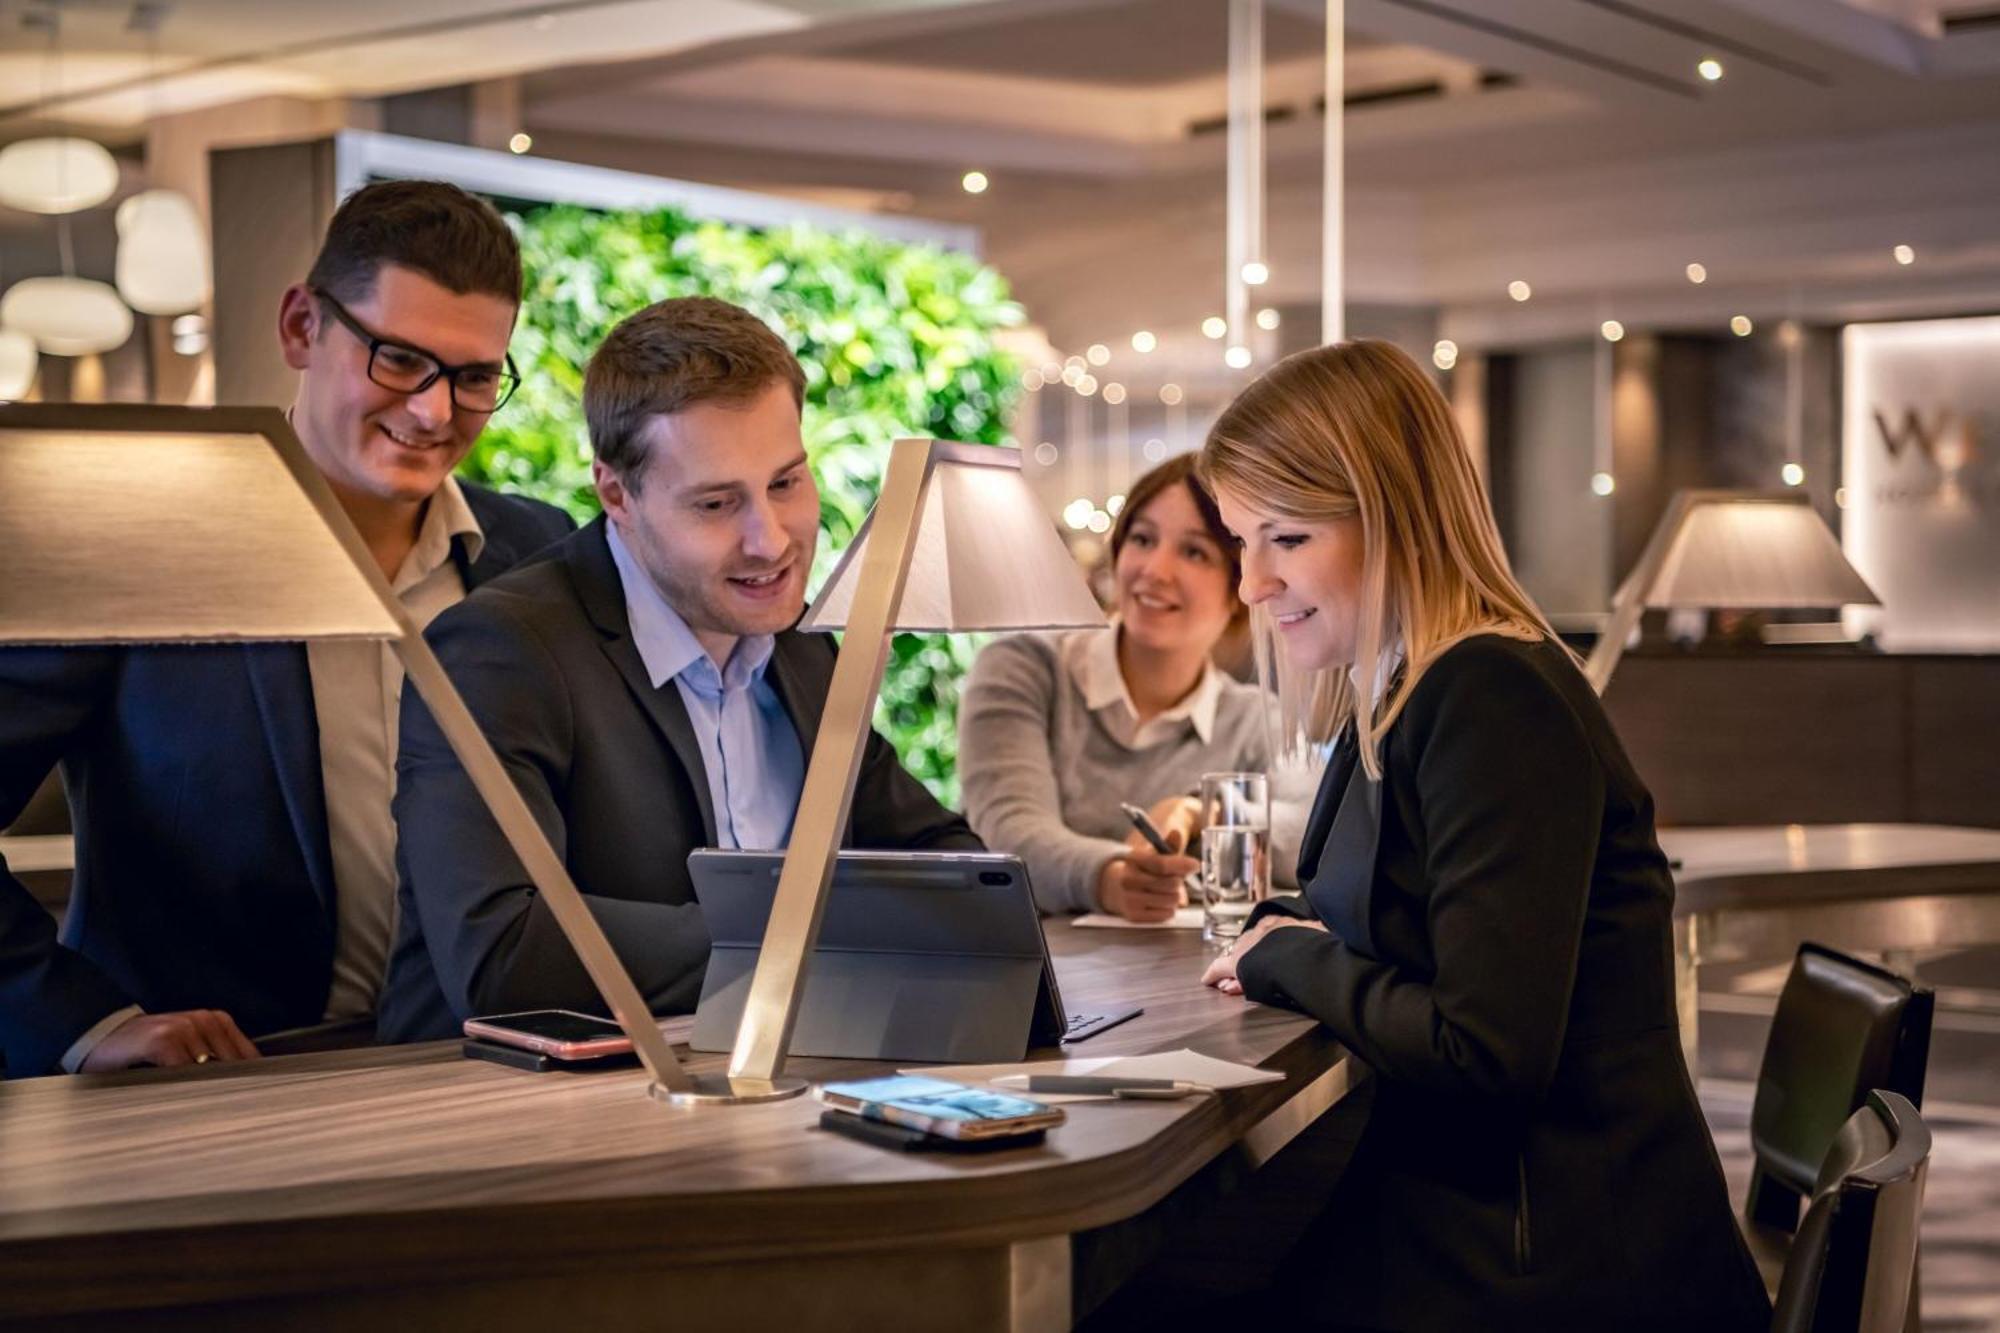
[{"xmin": 605, "ymin": 523, "xmax": 805, "ymax": 851}]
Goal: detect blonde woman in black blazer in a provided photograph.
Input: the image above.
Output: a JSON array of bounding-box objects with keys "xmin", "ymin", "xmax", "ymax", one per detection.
[{"xmin": 1199, "ymin": 340, "xmax": 1769, "ymax": 1332}]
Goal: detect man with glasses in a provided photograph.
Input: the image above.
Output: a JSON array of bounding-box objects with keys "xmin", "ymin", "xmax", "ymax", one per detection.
[{"xmin": 0, "ymin": 180, "xmax": 572, "ymax": 1076}]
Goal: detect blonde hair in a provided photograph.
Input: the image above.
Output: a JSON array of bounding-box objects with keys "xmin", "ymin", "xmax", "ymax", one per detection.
[{"xmin": 1198, "ymin": 339, "xmax": 1569, "ymax": 778}]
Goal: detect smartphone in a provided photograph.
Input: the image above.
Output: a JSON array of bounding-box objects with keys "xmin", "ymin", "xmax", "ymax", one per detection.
[
  {"xmin": 815, "ymin": 1075, "xmax": 1065, "ymax": 1141},
  {"xmin": 462, "ymin": 1010, "xmax": 633, "ymax": 1060},
  {"xmin": 1119, "ymin": 802, "xmax": 1176, "ymax": 854}
]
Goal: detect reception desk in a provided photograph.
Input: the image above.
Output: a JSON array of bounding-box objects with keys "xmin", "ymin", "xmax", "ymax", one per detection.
[{"xmin": 0, "ymin": 924, "xmax": 1352, "ymax": 1331}]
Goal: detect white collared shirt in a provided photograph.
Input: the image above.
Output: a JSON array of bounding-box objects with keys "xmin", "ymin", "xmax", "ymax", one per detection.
[
  {"xmin": 1064, "ymin": 621, "xmax": 1224, "ymax": 751},
  {"xmin": 313, "ymin": 477, "xmax": 483, "ymax": 1021}
]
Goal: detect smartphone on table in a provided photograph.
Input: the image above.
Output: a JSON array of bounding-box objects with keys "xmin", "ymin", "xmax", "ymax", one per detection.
[
  {"xmin": 815, "ymin": 1076, "xmax": 1064, "ymax": 1141},
  {"xmin": 463, "ymin": 1010, "xmax": 633, "ymax": 1061}
]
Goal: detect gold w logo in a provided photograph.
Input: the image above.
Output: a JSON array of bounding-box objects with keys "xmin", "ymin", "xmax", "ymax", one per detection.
[{"xmin": 1873, "ymin": 407, "xmax": 1955, "ymax": 464}]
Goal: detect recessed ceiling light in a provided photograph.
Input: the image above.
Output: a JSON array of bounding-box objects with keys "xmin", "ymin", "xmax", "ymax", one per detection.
[
  {"xmin": 961, "ymin": 170, "xmax": 989, "ymax": 195},
  {"xmin": 1600, "ymin": 320, "xmax": 1625, "ymax": 343},
  {"xmin": 1432, "ymin": 339, "xmax": 1458, "ymax": 369},
  {"xmin": 508, "ymin": 133, "xmax": 533, "ymax": 154},
  {"xmin": 1893, "ymin": 244, "xmax": 1915, "ymax": 265},
  {"xmin": 1508, "ymin": 280, "xmax": 1532, "ymax": 302},
  {"xmin": 1730, "ymin": 315, "xmax": 1753, "ymax": 337},
  {"xmin": 1241, "ymin": 261, "xmax": 1269, "ymax": 285},
  {"xmin": 1130, "ymin": 330, "xmax": 1156, "ymax": 353},
  {"xmin": 1086, "ymin": 343, "xmax": 1110, "ymax": 366},
  {"xmin": 1224, "ymin": 345, "xmax": 1253, "ymax": 369},
  {"xmin": 1592, "ymin": 472, "xmax": 1616, "ymax": 497},
  {"xmin": 1781, "ymin": 463, "xmax": 1805, "ymax": 486},
  {"xmin": 1103, "ymin": 382, "xmax": 1127, "ymax": 405},
  {"xmin": 1201, "ymin": 316, "xmax": 1227, "ymax": 340},
  {"xmin": 1159, "ymin": 383, "xmax": 1184, "ymax": 405},
  {"xmin": 1685, "ymin": 262, "xmax": 1707, "ymax": 284},
  {"xmin": 1256, "ymin": 307, "xmax": 1280, "ymax": 331},
  {"xmin": 1697, "ymin": 57, "xmax": 1724, "ymax": 81}
]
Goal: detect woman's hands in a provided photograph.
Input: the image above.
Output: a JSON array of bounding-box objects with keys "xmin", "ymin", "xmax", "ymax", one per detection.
[
  {"xmin": 1201, "ymin": 914, "xmax": 1327, "ymax": 995},
  {"xmin": 1096, "ymin": 794, "xmax": 1205, "ymax": 922},
  {"xmin": 1096, "ymin": 840, "xmax": 1198, "ymax": 922}
]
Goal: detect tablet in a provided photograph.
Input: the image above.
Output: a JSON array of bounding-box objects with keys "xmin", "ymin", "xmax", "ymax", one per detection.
[{"xmin": 686, "ymin": 849, "xmax": 1139, "ymax": 1064}]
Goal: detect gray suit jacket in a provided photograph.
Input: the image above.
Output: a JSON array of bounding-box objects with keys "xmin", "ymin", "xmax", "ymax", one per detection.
[{"xmin": 377, "ymin": 517, "xmax": 981, "ymax": 1042}]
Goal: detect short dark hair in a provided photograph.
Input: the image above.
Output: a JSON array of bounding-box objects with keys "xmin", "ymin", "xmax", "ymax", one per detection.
[
  {"xmin": 305, "ymin": 179, "xmax": 521, "ymax": 307},
  {"xmin": 1111, "ymin": 451, "xmax": 1245, "ymax": 615},
  {"xmin": 584, "ymin": 296, "xmax": 807, "ymax": 488}
]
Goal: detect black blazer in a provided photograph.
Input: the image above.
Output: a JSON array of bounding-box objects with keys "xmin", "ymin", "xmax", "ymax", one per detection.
[
  {"xmin": 1237, "ymin": 634, "xmax": 1769, "ymax": 1332},
  {"xmin": 376, "ymin": 518, "xmax": 982, "ymax": 1043},
  {"xmin": 0, "ymin": 485, "xmax": 574, "ymax": 1077}
]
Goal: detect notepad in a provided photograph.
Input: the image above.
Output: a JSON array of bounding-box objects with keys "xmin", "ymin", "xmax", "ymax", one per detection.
[{"xmin": 1071, "ymin": 906, "xmax": 1205, "ymax": 930}]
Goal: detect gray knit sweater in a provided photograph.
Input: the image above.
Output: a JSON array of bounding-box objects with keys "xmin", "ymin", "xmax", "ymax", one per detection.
[{"xmin": 959, "ymin": 630, "xmax": 1303, "ymax": 914}]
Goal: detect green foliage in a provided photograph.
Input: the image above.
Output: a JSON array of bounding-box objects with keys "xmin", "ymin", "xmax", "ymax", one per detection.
[{"xmin": 460, "ymin": 203, "xmax": 1027, "ymax": 805}]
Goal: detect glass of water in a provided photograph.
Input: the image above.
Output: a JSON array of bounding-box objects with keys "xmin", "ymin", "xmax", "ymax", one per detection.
[{"xmin": 1199, "ymin": 771, "xmax": 1270, "ymax": 943}]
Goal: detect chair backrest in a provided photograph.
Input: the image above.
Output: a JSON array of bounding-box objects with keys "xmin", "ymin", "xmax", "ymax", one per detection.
[
  {"xmin": 1752, "ymin": 943, "xmax": 1933, "ymax": 1193},
  {"xmin": 1770, "ymin": 1090, "xmax": 1931, "ymax": 1333}
]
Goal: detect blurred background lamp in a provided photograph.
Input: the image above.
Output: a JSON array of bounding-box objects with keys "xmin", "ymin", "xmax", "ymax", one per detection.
[
  {"xmin": 0, "ymin": 137, "xmax": 119, "ymax": 214},
  {"xmin": 115, "ymin": 189, "xmax": 212, "ymax": 315},
  {"xmin": 0, "ymin": 329, "xmax": 37, "ymax": 400},
  {"xmin": 1, "ymin": 277, "xmax": 134, "ymax": 355},
  {"xmin": 703, "ymin": 440, "xmax": 1104, "ymax": 1104},
  {"xmin": 1586, "ymin": 490, "xmax": 1881, "ymax": 692},
  {"xmin": 0, "ymin": 404, "xmax": 701, "ymax": 1103}
]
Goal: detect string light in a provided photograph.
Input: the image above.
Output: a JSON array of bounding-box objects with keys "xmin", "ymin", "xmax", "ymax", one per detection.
[
  {"xmin": 1686, "ymin": 262, "xmax": 1707, "ymax": 284},
  {"xmin": 1508, "ymin": 280, "xmax": 1532, "ymax": 302},
  {"xmin": 1697, "ymin": 57, "xmax": 1724, "ymax": 81},
  {"xmin": 1730, "ymin": 315, "xmax": 1753, "ymax": 337},
  {"xmin": 961, "ymin": 170, "xmax": 989, "ymax": 194},
  {"xmin": 1600, "ymin": 320, "xmax": 1625, "ymax": 343},
  {"xmin": 1255, "ymin": 307, "xmax": 1280, "ymax": 331},
  {"xmin": 1201, "ymin": 316, "xmax": 1227, "ymax": 340},
  {"xmin": 1131, "ymin": 330, "xmax": 1156, "ymax": 353}
]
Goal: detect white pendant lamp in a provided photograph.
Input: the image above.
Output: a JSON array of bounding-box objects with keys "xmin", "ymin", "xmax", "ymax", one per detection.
[
  {"xmin": 2, "ymin": 277, "xmax": 134, "ymax": 356},
  {"xmin": 0, "ymin": 137, "xmax": 119, "ymax": 215},
  {"xmin": 115, "ymin": 189, "xmax": 210, "ymax": 315},
  {"xmin": 0, "ymin": 328, "xmax": 38, "ymax": 400}
]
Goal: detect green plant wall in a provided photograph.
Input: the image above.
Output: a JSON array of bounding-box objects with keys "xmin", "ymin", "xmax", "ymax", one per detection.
[{"xmin": 459, "ymin": 203, "xmax": 1027, "ymax": 805}]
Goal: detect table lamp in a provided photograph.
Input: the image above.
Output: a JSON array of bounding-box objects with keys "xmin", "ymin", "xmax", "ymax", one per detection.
[
  {"xmin": 1585, "ymin": 489, "xmax": 1881, "ymax": 693},
  {"xmin": 0, "ymin": 403, "xmax": 701, "ymax": 1098},
  {"xmin": 668, "ymin": 439, "xmax": 1105, "ymax": 1106}
]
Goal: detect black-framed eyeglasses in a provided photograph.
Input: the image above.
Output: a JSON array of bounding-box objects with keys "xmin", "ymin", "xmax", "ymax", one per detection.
[{"xmin": 310, "ymin": 287, "xmax": 520, "ymax": 414}]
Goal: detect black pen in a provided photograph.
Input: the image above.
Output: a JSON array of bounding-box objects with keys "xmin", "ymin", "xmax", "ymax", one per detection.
[{"xmin": 1119, "ymin": 802, "xmax": 1177, "ymax": 854}]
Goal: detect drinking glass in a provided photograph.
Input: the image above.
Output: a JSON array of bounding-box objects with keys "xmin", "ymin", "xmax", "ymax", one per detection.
[{"xmin": 1198, "ymin": 771, "xmax": 1270, "ymax": 943}]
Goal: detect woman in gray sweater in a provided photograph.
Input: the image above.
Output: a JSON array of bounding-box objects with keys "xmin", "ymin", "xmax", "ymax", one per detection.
[{"xmin": 961, "ymin": 455, "xmax": 1298, "ymax": 919}]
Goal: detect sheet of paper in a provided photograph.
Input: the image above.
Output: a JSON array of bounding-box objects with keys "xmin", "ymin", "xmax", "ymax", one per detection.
[
  {"xmin": 900, "ymin": 1048, "xmax": 1283, "ymax": 1100},
  {"xmin": 1071, "ymin": 906, "xmax": 1205, "ymax": 930}
]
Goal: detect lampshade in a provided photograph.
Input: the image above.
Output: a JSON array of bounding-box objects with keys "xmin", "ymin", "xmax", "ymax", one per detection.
[
  {"xmin": 1643, "ymin": 494, "xmax": 1879, "ymax": 609},
  {"xmin": 799, "ymin": 442, "xmax": 1106, "ymax": 633},
  {"xmin": 115, "ymin": 188, "xmax": 211, "ymax": 315},
  {"xmin": 0, "ymin": 414, "xmax": 395, "ymax": 644},
  {"xmin": 0, "ymin": 137, "xmax": 120, "ymax": 215},
  {"xmin": 0, "ymin": 328, "xmax": 35, "ymax": 400},
  {"xmin": 1, "ymin": 277, "xmax": 134, "ymax": 356},
  {"xmin": 1587, "ymin": 489, "xmax": 1881, "ymax": 693}
]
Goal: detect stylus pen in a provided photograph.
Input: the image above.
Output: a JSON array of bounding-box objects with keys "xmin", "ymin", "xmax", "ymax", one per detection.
[{"xmin": 998, "ymin": 1074, "xmax": 1203, "ymax": 1097}]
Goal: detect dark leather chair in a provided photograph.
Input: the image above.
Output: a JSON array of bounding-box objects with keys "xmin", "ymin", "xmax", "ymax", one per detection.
[
  {"xmin": 1749, "ymin": 943, "xmax": 1934, "ymax": 1234},
  {"xmin": 1770, "ymin": 1089, "xmax": 1932, "ymax": 1333}
]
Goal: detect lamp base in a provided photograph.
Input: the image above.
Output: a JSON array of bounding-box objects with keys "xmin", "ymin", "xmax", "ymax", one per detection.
[{"xmin": 649, "ymin": 1074, "xmax": 810, "ymax": 1107}]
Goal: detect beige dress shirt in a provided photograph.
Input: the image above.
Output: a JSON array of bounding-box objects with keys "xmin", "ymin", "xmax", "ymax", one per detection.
[{"xmin": 312, "ymin": 479, "xmax": 482, "ymax": 1020}]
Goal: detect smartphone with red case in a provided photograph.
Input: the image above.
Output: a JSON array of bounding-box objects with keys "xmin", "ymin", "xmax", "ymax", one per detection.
[{"xmin": 462, "ymin": 1010, "xmax": 632, "ymax": 1060}]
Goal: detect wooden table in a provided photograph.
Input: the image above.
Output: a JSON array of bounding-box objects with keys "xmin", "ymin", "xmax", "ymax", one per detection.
[
  {"xmin": 0, "ymin": 834, "xmax": 73, "ymax": 873},
  {"xmin": 1663, "ymin": 823, "xmax": 2000, "ymax": 1072},
  {"xmin": 0, "ymin": 923, "xmax": 1352, "ymax": 1332}
]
